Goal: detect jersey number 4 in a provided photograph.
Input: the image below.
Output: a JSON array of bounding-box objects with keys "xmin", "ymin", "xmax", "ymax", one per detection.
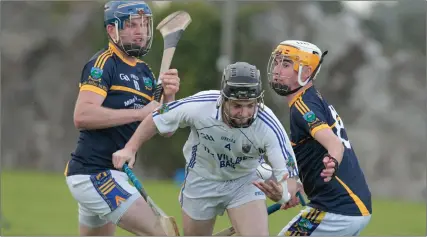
[
  {"xmin": 224, "ymin": 143, "xmax": 231, "ymax": 151},
  {"xmin": 328, "ymin": 105, "xmax": 351, "ymax": 149}
]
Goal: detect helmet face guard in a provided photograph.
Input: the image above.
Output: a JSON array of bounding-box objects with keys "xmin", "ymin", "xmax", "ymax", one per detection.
[
  {"xmin": 104, "ymin": 1, "xmax": 153, "ymax": 57},
  {"xmin": 220, "ymin": 62, "xmax": 265, "ymax": 128}
]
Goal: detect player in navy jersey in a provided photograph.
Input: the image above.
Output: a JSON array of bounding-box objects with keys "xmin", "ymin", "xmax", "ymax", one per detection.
[
  {"xmin": 64, "ymin": 1, "xmax": 180, "ymax": 236},
  {"xmin": 253, "ymin": 40, "xmax": 372, "ymax": 236}
]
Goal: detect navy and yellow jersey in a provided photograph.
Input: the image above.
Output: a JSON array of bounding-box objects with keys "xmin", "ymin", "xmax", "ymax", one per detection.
[
  {"xmin": 65, "ymin": 42, "xmax": 156, "ymax": 176},
  {"xmin": 289, "ymin": 85, "xmax": 372, "ymax": 216}
]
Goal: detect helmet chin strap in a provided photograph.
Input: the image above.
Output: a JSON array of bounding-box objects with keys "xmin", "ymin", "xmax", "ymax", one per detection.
[{"xmin": 271, "ymin": 50, "xmax": 328, "ymax": 97}]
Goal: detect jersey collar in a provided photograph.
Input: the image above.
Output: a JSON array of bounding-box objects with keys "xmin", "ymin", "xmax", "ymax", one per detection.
[
  {"xmin": 108, "ymin": 42, "xmax": 143, "ymax": 67},
  {"xmin": 288, "ymin": 85, "xmax": 313, "ymax": 107}
]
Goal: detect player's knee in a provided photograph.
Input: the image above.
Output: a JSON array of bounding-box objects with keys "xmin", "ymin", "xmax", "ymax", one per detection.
[
  {"xmin": 117, "ymin": 197, "xmax": 166, "ymax": 236},
  {"xmin": 79, "ymin": 222, "xmax": 115, "ymax": 236}
]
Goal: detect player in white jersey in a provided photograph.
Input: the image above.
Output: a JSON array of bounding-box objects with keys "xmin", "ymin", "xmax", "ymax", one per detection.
[{"xmin": 112, "ymin": 62, "xmax": 301, "ymax": 236}]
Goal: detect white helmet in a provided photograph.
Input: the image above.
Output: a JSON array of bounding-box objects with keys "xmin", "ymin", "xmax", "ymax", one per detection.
[{"xmin": 267, "ymin": 40, "xmax": 327, "ymax": 96}]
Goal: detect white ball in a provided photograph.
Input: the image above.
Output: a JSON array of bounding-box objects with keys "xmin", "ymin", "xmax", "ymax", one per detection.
[{"xmin": 256, "ymin": 162, "xmax": 273, "ymax": 180}]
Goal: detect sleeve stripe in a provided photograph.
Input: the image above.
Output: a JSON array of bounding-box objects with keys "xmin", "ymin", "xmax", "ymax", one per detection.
[
  {"xmin": 152, "ymin": 98, "xmax": 218, "ymax": 117},
  {"xmin": 310, "ymin": 124, "xmax": 330, "ymax": 137},
  {"xmin": 298, "ymin": 99, "xmax": 311, "ymax": 113},
  {"xmin": 294, "ymin": 101, "xmax": 306, "ymax": 115},
  {"xmin": 152, "ymin": 93, "xmax": 220, "ymax": 117},
  {"xmin": 94, "ymin": 49, "xmax": 113, "ymax": 69},
  {"xmin": 99, "ymin": 50, "xmax": 113, "ymax": 69},
  {"xmin": 80, "ymin": 85, "xmax": 107, "ymax": 97},
  {"xmin": 258, "ymin": 111, "xmax": 298, "ymax": 177},
  {"xmin": 94, "ymin": 50, "xmax": 109, "ymax": 68},
  {"xmin": 295, "ymin": 99, "xmax": 309, "ymax": 115}
]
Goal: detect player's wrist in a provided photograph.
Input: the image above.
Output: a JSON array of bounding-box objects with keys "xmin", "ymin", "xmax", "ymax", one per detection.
[
  {"xmin": 124, "ymin": 142, "xmax": 139, "ymax": 154},
  {"xmin": 277, "ymin": 190, "xmax": 291, "ymax": 204},
  {"xmin": 325, "ymin": 154, "xmax": 339, "ymax": 176}
]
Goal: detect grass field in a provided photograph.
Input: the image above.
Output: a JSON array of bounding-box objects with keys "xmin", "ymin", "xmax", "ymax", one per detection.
[{"xmin": 1, "ymin": 170, "xmax": 425, "ymax": 236}]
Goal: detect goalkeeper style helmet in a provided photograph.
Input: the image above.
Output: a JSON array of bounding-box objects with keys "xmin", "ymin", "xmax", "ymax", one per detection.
[{"xmin": 219, "ymin": 62, "xmax": 264, "ymax": 128}]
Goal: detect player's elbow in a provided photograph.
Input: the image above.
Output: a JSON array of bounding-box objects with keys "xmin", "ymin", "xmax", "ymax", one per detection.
[
  {"xmin": 73, "ymin": 113, "xmax": 86, "ymax": 129},
  {"xmin": 73, "ymin": 107, "xmax": 90, "ymax": 130}
]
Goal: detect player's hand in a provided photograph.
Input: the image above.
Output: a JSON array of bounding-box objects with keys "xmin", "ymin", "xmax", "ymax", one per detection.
[
  {"xmin": 253, "ymin": 176, "xmax": 284, "ymax": 202},
  {"xmin": 321, "ymin": 155, "xmax": 338, "ymax": 182},
  {"xmin": 112, "ymin": 148, "xmax": 136, "ymax": 169},
  {"xmin": 160, "ymin": 69, "xmax": 180, "ymax": 97},
  {"xmin": 280, "ymin": 179, "xmax": 303, "ymax": 210}
]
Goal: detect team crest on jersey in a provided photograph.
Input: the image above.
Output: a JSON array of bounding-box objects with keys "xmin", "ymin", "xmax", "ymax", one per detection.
[
  {"xmin": 143, "ymin": 77, "xmax": 153, "ymax": 90},
  {"xmin": 242, "ymin": 144, "xmax": 251, "ymax": 153},
  {"xmin": 286, "ymin": 159, "xmax": 297, "ymax": 172},
  {"xmin": 90, "ymin": 67, "xmax": 103, "ymax": 79},
  {"xmin": 303, "ymin": 111, "xmax": 316, "ymax": 123},
  {"xmin": 156, "ymin": 103, "xmax": 169, "ymax": 114}
]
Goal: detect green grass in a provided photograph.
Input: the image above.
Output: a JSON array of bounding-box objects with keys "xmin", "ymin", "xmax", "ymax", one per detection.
[{"xmin": 1, "ymin": 170, "xmax": 425, "ymax": 236}]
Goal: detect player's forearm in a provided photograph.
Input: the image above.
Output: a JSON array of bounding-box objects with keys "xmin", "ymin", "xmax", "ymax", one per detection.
[
  {"xmin": 74, "ymin": 104, "xmax": 141, "ymax": 130},
  {"xmin": 314, "ymin": 129, "xmax": 344, "ymax": 164},
  {"xmin": 326, "ymin": 142, "xmax": 344, "ymax": 164},
  {"xmin": 125, "ymin": 114, "xmax": 158, "ymax": 153}
]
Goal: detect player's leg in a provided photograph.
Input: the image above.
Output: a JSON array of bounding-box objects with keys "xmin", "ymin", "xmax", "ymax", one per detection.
[
  {"xmin": 79, "ymin": 222, "xmax": 115, "ymax": 236},
  {"xmin": 227, "ymin": 199, "xmax": 269, "ymax": 235},
  {"xmin": 225, "ymin": 173, "xmax": 269, "ymax": 236},
  {"xmin": 181, "ymin": 209, "xmax": 216, "ymax": 236},
  {"xmin": 178, "ymin": 170, "xmax": 222, "ymax": 236},
  {"xmin": 115, "ymin": 196, "xmax": 165, "ymax": 236},
  {"xmin": 100, "ymin": 171, "xmax": 166, "ymax": 236},
  {"xmin": 78, "ymin": 203, "xmax": 116, "ymax": 236},
  {"xmin": 66, "ymin": 170, "xmax": 165, "ymax": 236}
]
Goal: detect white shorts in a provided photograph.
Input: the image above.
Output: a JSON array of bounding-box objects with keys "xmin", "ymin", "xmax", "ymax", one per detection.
[
  {"xmin": 66, "ymin": 170, "xmax": 141, "ymax": 228},
  {"xmin": 179, "ymin": 170, "xmax": 266, "ymax": 220},
  {"xmin": 278, "ymin": 206, "xmax": 371, "ymax": 236}
]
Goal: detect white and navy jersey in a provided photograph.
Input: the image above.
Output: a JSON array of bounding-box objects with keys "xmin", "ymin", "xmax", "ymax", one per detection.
[{"xmin": 152, "ymin": 90, "xmax": 298, "ymax": 181}]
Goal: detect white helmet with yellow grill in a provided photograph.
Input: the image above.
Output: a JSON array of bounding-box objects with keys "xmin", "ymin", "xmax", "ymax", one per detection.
[{"xmin": 267, "ymin": 40, "xmax": 328, "ymax": 96}]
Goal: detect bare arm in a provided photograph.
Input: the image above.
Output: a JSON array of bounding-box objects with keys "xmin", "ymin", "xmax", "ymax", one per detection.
[
  {"xmin": 314, "ymin": 128, "xmax": 344, "ymax": 164},
  {"xmin": 125, "ymin": 113, "xmax": 158, "ymax": 153},
  {"xmin": 73, "ymin": 91, "xmax": 155, "ymax": 130}
]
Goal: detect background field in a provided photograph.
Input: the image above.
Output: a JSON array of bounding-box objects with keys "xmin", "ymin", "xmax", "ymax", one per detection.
[{"xmin": 1, "ymin": 170, "xmax": 425, "ymax": 236}]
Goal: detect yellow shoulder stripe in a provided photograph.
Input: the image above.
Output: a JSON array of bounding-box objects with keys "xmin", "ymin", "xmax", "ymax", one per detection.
[
  {"xmin": 294, "ymin": 99, "xmax": 310, "ymax": 115},
  {"xmin": 94, "ymin": 49, "xmax": 113, "ymax": 69}
]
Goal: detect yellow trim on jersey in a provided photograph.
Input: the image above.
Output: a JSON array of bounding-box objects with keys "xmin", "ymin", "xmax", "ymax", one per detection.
[
  {"xmin": 94, "ymin": 49, "xmax": 113, "ymax": 69},
  {"xmin": 108, "ymin": 42, "xmax": 144, "ymax": 67},
  {"xmin": 64, "ymin": 160, "xmax": 69, "ymax": 176},
  {"xmin": 80, "ymin": 85, "xmax": 108, "ymax": 97},
  {"xmin": 288, "ymin": 85, "xmax": 312, "ymax": 107},
  {"xmin": 294, "ymin": 99, "xmax": 308, "ymax": 115},
  {"xmin": 110, "ymin": 85, "xmax": 153, "ymax": 101},
  {"xmin": 335, "ymin": 176, "xmax": 370, "ymax": 216},
  {"xmin": 310, "ymin": 124, "xmax": 330, "ymax": 137},
  {"xmin": 298, "ymin": 99, "xmax": 311, "ymax": 113}
]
